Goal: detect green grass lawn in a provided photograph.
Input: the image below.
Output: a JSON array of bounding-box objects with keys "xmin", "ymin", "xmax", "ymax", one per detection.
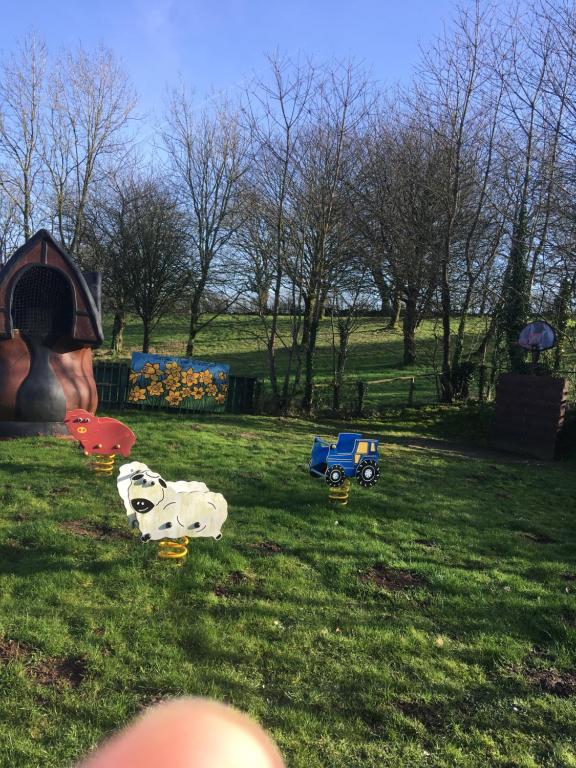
[{"xmin": 0, "ymin": 411, "xmax": 575, "ymax": 766}]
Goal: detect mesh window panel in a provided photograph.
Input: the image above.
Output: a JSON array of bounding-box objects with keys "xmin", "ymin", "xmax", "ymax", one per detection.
[{"xmin": 11, "ymin": 266, "xmax": 73, "ymax": 340}]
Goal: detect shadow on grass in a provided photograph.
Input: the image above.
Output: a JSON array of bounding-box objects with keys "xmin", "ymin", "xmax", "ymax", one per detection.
[{"xmin": 0, "ymin": 542, "xmax": 130, "ymax": 578}]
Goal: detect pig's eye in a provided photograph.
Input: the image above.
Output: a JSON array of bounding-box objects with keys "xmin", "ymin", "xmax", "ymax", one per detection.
[
  {"xmin": 73, "ymin": 418, "xmax": 82, "ymax": 423},
  {"xmin": 132, "ymin": 473, "xmax": 144, "ymax": 481}
]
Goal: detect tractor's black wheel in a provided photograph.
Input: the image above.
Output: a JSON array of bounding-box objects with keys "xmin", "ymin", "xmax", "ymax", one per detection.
[
  {"xmin": 326, "ymin": 464, "xmax": 346, "ymax": 487},
  {"xmin": 356, "ymin": 459, "xmax": 380, "ymax": 488}
]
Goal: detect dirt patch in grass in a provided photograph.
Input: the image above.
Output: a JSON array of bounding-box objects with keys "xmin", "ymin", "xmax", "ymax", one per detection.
[
  {"xmin": 140, "ymin": 692, "xmax": 172, "ymax": 709},
  {"xmin": 525, "ymin": 668, "xmax": 576, "ymax": 698},
  {"xmin": 249, "ymin": 541, "xmax": 283, "ymax": 555},
  {"xmin": 0, "ymin": 637, "xmax": 32, "ymax": 662},
  {"xmin": 239, "ymin": 431, "xmax": 261, "ymax": 440},
  {"xmin": 60, "ymin": 520, "xmax": 133, "ymax": 541},
  {"xmin": 396, "ymin": 700, "xmax": 443, "ymax": 729},
  {"xmin": 360, "ymin": 565, "xmax": 427, "ymax": 591},
  {"xmin": 229, "ymin": 570, "xmax": 249, "ymax": 584},
  {"xmin": 236, "ymin": 471, "xmax": 264, "ymax": 481},
  {"xmin": 0, "ymin": 638, "xmax": 86, "ymax": 688},
  {"xmin": 31, "ymin": 656, "xmax": 87, "ymax": 688},
  {"xmin": 561, "ymin": 573, "xmax": 576, "ymax": 582},
  {"xmin": 214, "ymin": 570, "xmax": 252, "ymax": 597},
  {"xmin": 519, "ymin": 531, "xmax": 555, "ymax": 544},
  {"xmin": 49, "ymin": 486, "xmax": 71, "ymax": 495},
  {"xmin": 414, "ymin": 539, "xmax": 437, "ymax": 549}
]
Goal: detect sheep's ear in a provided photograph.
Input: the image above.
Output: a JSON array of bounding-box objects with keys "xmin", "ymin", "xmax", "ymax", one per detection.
[{"xmin": 159, "ymin": 478, "xmax": 167, "ymax": 488}]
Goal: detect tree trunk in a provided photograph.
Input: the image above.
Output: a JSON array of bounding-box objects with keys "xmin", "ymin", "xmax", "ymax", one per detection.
[
  {"xmin": 452, "ymin": 282, "xmax": 474, "ymax": 370},
  {"xmin": 371, "ymin": 266, "xmax": 391, "ymax": 316},
  {"xmin": 186, "ymin": 288, "xmax": 204, "ymax": 358},
  {"xmin": 503, "ymin": 204, "xmax": 530, "ymax": 373},
  {"xmin": 23, "ymin": 171, "xmax": 31, "ymax": 241},
  {"xmin": 389, "ymin": 287, "xmax": 401, "ymax": 329},
  {"xmin": 266, "ymin": 265, "xmax": 283, "ymax": 409},
  {"xmin": 142, "ymin": 318, "xmax": 151, "ymax": 353},
  {"xmin": 302, "ymin": 309, "xmax": 321, "ymax": 415},
  {"xmin": 110, "ymin": 311, "xmax": 125, "ymax": 354},
  {"xmin": 332, "ymin": 321, "xmax": 350, "ymax": 412},
  {"xmin": 439, "ymin": 260, "xmax": 453, "ymax": 403},
  {"xmin": 554, "ymin": 278, "xmax": 571, "ymax": 374},
  {"xmin": 403, "ymin": 293, "xmax": 417, "ymax": 365},
  {"xmin": 293, "ymin": 293, "xmax": 312, "ymax": 396},
  {"xmin": 257, "ymin": 287, "xmax": 269, "ymax": 315}
]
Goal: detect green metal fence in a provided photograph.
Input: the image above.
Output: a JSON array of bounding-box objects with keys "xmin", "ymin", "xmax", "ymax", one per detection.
[
  {"xmin": 93, "ymin": 361, "xmax": 131, "ymax": 407},
  {"xmin": 93, "ymin": 361, "xmax": 260, "ymax": 415}
]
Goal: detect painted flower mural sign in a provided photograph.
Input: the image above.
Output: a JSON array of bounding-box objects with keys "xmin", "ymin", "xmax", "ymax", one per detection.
[{"xmin": 128, "ymin": 353, "xmax": 229, "ymax": 412}]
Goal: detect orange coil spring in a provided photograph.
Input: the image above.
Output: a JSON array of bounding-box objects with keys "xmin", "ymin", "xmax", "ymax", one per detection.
[
  {"xmin": 92, "ymin": 453, "xmax": 116, "ymax": 476},
  {"xmin": 329, "ymin": 478, "xmax": 351, "ymax": 506},
  {"xmin": 158, "ymin": 537, "xmax": 189, "ymax": 560}
]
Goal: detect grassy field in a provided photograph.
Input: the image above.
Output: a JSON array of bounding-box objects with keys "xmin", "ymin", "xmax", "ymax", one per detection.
[
  {"xmin": 0, "ymin": 411, "xmax": 575, "ymax": 766},
  {"xmin": 97, "ymin": 314, "xmax": 497, "ymax": 410},
  {"xmin": 97, "ymin": 314, "xmax": 576, "ymax": 413}
]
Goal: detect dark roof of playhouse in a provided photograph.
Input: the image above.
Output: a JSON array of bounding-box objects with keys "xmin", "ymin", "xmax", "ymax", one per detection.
[{"xmin": 0, "ymin": 229, "xmax": 103, "ymax": 346}]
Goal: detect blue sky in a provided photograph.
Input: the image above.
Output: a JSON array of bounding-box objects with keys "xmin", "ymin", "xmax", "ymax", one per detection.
[{"xmin": 2, "ymin": 0, "xmax": 458, "ymax": 117}]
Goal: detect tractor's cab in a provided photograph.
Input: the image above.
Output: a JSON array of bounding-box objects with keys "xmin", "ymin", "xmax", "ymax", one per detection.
[{"xmin": 309, "ymin": 432, "xmax": 380, "ymax": 488}]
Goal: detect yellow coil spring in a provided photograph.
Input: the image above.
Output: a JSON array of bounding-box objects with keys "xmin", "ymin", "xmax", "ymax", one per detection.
[
  {"xmin": 158, "ymin": 537, "xmax": 189, "ymax": 561},
  {"xmin": 329, "ymin": 478, "xmax": 351, "ymax": 506},
  {"xmin": 92, "ymin": 453, "xmax": 116, "ymax": 476}
]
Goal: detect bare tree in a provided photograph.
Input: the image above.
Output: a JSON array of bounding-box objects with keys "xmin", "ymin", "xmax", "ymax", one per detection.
[
  {"xmin": 412, "ymin": 1, "xmax": 505, "ymax": 400},
  {"xmin": 294, "ymin": 61, "xmax": 373, "ymax": 414},
  {"xmin": 234, "ymin": 184, "xmax": 277, "ymax": 314},
  {"xmin": 86, "ymin": 176, "xmax": 189, "ymax": 353},
  {"xmin": 327, "ymin": 258, "xmax": 372, "ymax": 412},
  {"xmin": 0, "ymin": 195, "xmax": 19, "ymax": 264},
  {"xmin": 353, "ymin": 110, "xmax": 442, "ymax": 366},
  {"xmin": 44, "ymin": 45, "xmax": 136, "ymax": 256},
  {"xmin": 242, "ymin": 54, "xmax": 315, "ymax": 412},
  {"xmin": 0, "ymin": 33, "xmax": 46, "ymax": 241},
  {"xmin": 163, "ymin": 93, "xmax": 248, "ymax": 356},
  {"xmin": 83, "ymin": 175, "xmax": 136, "ymax": 354}
]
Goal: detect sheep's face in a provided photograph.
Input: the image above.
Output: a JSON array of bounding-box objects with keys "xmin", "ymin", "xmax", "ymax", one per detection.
[{"xmin": 128, "ymin": 471, "xmax": 167, "ymax": 514}]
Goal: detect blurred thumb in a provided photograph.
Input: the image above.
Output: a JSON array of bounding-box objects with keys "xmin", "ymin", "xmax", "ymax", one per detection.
[{"xmin": 78, "ymin": 697, "xmax": 285, "ymax": 768}]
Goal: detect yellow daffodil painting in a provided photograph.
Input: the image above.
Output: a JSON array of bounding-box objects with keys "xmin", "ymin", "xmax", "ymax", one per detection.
[{"xmin": 127, "ymin": 353, "xmax": 229, "ymax": 412}]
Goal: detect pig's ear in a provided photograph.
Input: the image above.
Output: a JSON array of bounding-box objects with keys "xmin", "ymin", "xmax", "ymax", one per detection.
[{"xmin": 159, "ymin": 478, "xmax": 167, "ymax": 488}]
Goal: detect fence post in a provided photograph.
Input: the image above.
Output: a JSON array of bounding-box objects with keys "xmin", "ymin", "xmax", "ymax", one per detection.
[
  {"xmin": 407, "ymin": 377, "xmax": 415, "ymax": 406},
  {"xmin": 356, "ymin": 380, "xmax": 367, "ymax": 416}
]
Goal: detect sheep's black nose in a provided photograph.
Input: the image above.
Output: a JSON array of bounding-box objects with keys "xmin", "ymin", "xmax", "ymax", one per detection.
[{"xmin": 141, "ymin": 533, "xmax": 151, "ymax": 542}]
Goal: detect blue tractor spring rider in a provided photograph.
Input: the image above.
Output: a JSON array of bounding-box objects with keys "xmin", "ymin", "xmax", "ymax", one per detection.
[{"xmin": 309, "ymin": 433, "xmax": 380, "ymax": 504}]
